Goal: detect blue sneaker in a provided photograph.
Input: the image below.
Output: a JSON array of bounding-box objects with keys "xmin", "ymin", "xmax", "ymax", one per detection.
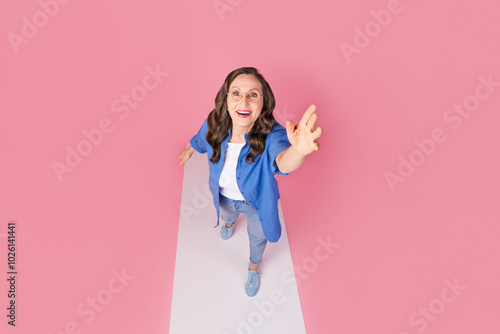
[
  {"xmin": 245, "ymin": 270, "xmax": 260, "ymax": 297},
  {"xmin": 221, "ymin": 223, "xmax": 234, "ymax": 240}
]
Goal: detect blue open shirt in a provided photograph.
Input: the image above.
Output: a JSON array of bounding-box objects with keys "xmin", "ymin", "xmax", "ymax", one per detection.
[{"xmin": 190, "ymin": 118, "xmax": 292, "ymax": 243}]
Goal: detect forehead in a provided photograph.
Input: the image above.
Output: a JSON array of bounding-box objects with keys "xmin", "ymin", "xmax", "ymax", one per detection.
[{"xmin": 229, "ymin": 74, "xmax": 262, "ymax": 91}]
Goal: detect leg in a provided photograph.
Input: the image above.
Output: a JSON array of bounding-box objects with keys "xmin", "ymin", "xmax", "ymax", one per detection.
[
  {"xmin": 219, "ymin": 194, "xmax": 239, "ymax": 240},
  {"xmin": 219, "ymin": 193, "xmax": 239, "ymax": 227},
  {"xmin": 246, "ymin": 212, "xmax": 268, "ymax": 269},
  {"xmin": 244, "ymin": 210, "xmax": 266, "ymax": 297}
]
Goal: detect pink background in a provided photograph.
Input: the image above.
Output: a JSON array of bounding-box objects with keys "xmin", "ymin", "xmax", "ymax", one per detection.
[{"xmin": 1, "ymin": 0, "xmax": 499, "ymax": 333}]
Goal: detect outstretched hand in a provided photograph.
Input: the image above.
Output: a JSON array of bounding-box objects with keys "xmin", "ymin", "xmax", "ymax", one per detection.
[
  {"xmin": 177, "ymin": 146, "xmax": 195, "ymax": 165},
  {"xmin": 285, "ymin": 104, "xmax": 323, "ymax": 156}
]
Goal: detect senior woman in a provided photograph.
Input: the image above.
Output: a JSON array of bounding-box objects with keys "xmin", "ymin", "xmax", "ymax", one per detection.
[{"xmin": 177, "ymin": 67, "xmax": 322, "ymax": 297}]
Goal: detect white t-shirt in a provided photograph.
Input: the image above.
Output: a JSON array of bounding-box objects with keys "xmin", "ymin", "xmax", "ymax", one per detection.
[{"xmin": 219, "ymin": 142, "xmax": 245, "ymax": 200}]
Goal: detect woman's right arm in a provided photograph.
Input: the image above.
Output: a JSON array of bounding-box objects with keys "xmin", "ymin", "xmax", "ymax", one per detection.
[
  {"xmin": 178, "ymin": 118, "xmax": 208, "ymax": 165},
  {"xmin": 177, "ymin": 145, "xmax": 196, "ymax": 165}
]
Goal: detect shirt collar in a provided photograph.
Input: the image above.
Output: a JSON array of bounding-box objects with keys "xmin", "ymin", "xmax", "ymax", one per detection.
[{"xmin": 227, "ymin": 127, "xmax": 250, "ymax": 142}]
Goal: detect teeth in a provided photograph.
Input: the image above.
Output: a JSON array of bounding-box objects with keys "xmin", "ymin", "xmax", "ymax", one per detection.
[{"xmin": 237, "ymin": 111, "xmax": 251, "ymax": 115}]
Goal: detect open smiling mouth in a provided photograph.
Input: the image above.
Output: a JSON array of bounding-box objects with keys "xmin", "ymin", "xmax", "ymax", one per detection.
[{"xmin": 236, "ymin": 110, "xmax": 252, "ymax": 118}]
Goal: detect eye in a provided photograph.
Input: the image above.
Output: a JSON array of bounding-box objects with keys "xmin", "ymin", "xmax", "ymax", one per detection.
[
  {"xmin": 231, "ymin": 90, "xmax": 241, "ymax": 97},
  {"xmin": 249, "ymin": 92, "xmax": 259, "ymax": 98}
]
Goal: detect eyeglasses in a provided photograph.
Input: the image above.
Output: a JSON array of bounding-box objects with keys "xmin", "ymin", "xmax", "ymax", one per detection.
[{"xmin": 227, "ymin": 88, "xmax": 262, "ymax": 103}]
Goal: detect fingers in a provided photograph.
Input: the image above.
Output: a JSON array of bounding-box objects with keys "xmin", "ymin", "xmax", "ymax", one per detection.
[
  {"xmin": 285, "ymin": 120, "xmax": 297, "ymax": 136},
  {"xmin": 306, "ymin": 112, "xmax": 318, "ymax": 131},
  {"xmin": 312, "ymin": 126, "xmax": 323, "ymax": 140},
  {"xmin": 311, "ymin": 127, "xmax": 323, "ymax": 152},
  {"xmin": 299, "ymin": 104, "xmax": 316, "ymax": 126},
  {"xmin": 177, "ymin": 149, "xmax": 189, "ymax": 165},
  {"xmin": 300, "ymin": 104, "xmax": 319, "ymax": 134}
]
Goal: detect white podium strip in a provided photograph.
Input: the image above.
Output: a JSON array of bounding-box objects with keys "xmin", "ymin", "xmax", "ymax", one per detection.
[{"xmin": 170, "ymin": 144, "xmax": 306, "ymax": 334}]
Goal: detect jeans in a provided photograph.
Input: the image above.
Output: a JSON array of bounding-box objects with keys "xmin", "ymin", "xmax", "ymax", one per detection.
[{"xmin": 218, "ymin": 193, "xmax": 268, "ymax": 264}]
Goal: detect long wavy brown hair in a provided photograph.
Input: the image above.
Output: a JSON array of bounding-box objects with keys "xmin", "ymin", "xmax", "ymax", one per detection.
[{"xmin": 206, "ymin": 67, "xmax": 277, "ymax": 164}]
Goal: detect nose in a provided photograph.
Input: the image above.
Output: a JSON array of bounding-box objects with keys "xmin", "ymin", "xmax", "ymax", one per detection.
[{"xmin": 240, "ymin": 94, "xmax": 250, "ymax": 105}]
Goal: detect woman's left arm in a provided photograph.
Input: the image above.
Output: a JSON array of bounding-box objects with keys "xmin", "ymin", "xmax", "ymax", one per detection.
[{"xmin": 275, "ymin": 104, "xmax": 323, "ymax": 174}]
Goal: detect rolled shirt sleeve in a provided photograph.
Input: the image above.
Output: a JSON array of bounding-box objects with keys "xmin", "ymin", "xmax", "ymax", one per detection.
[
  {"xmin": 190, "ymin": 119, "xmax": 208, "ymax": 154},
  {"xmin": 268, "ymin": 125, "xmax": 292, "ymax": 176}
]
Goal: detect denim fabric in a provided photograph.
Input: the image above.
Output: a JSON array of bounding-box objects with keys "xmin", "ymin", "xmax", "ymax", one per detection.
[
  {"xmin": 219, "ymin": 193, "xmax": 267, "ymax": 264},
  {"xmin": 190, "ymin": 118, "xmax": 291, "ymax": 243}
]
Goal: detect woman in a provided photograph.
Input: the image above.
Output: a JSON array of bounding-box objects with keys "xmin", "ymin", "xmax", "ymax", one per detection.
[{"xmin": 177, "ymin": 67, "xmax": 322, "ymax": 297}]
